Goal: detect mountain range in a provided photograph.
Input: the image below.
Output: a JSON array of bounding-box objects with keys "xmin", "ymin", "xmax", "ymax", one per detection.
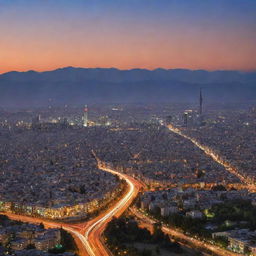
[{"xmin": 0, "ymin": 67, "xmax": 256, "ymax": 107}]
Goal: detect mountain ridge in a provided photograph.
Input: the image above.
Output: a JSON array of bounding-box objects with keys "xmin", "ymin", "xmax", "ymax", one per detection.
[{"xmin": 0, "ymin": 67, "xmax": 256, "ymax": 107}]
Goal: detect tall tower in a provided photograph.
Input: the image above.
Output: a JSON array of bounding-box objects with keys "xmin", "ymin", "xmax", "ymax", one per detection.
[
  {"xmin": 199, "ymin": 88, "xmax": 203, "ymax": 115},
  {"xmin": 183, "ymin": 112, "xmax": 188, "ymax": 127},
  {"xmin": 82, "ymin": 105, "xmax": 88, "ymax": 127}
]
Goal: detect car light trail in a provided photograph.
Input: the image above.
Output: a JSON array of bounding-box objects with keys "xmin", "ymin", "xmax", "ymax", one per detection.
[
  {"xmin": 83, "ymin": 166, "xmax": 135, "ymax": 256},
  {"xmin": 132, "ymin": 207, "xmax": 241, "ymax": 256},
  {"xmin": 167, "ymin": 124, "xmax": 256, "ymax": 191}
]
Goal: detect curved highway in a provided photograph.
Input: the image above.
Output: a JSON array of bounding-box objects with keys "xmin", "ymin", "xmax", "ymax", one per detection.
[
  {"xmin": 79, "ymin": 164, "xmax": 140, "ymax": 255},
  {"xmin": 1, "ymin": 143, "xmax": 246, "ymax": 256},
  {"xmin": 82, "ymin": 159, "xmax": 142, "ymax": 256},
  {"xmin": 1, "ymin": 159, "xmax": 142, "ymax": 256}
]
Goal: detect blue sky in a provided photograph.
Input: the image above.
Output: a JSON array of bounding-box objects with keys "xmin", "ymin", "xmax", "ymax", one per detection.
[{"xmin": 0, "ymin": 0, "xmax": 255, "ymax": 72}]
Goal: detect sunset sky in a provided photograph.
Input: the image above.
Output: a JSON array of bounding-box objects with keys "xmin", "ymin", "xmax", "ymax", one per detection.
[{"xmin": 0, "ymin": 0, "xmax": 256, "ymax": 73}]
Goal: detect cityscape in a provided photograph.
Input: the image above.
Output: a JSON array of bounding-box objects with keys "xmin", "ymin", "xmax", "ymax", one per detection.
[{"xmin": 0, "ymin": 1, "xmax": 256, "ymax": 256}]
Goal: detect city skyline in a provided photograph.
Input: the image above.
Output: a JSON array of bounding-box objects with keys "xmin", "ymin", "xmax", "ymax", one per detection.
[
  {"xmin": 0, "ymin": 0, "xmax": 256, "ymax": 73},
  {"xmin": 1, "ymin": 1, "xmax": 256, "ymax": 256}
]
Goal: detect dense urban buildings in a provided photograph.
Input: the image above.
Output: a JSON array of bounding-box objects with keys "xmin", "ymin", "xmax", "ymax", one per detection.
[
  {"xmin": 1, "ymin": 0, "xmax": 255, "ymax": 255},
  {"xmin": 0, "ymin": 215, "xmax": 76, "ymax": 256},
  {"xmin": 0, "ymin": 124, "xmax": 120, "ymax": 219},
  {"xmin": 0, "ymin": 104, "xmax": 256, "ymax": 256},
  {"xmin": 182, "ymin": 109, "xmax": 256, "ymax": 185},
  {"xmin": 88, "ymin": 123, "xmax": 240, "ymax": 187},
  {"xmin": 139, "ymin": 186, "xmax": 256, "ymax": 255}
]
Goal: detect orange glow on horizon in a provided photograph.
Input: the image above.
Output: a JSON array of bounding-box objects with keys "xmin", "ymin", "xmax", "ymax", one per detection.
[
  {"xmin": 1, "ymin": 1, "xmax": 256, "ymax": 74},
  {"xmin": 0, "ymin": 11, "xmax": 255, "ymax": 74},
  {"xmin": 1, "ymin": 31, "xmax": 255, "ymax": 74}
]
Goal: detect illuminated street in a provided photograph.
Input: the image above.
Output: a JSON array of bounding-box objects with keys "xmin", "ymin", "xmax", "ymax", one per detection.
[
  {"xmin": 167, "ymin": 124, "xmax": 256, "ymax": 192},
  {"xmin": 0, "ymin": 158, "xmax": 142, "ymax": 256},
  {"xmin": 82, "ymin": 155, "xmax": 143, "ymax": 256},
  {"xmin": 0, "ymin": 1, "xmax": 255, "ymax": 255},
  {"xmin": 1, "ymin": 141, "xmax": 252, "ymax": 256},
  {"xmin": 132, "ymin": 207, "xmax": 242, "ymax": 256}
]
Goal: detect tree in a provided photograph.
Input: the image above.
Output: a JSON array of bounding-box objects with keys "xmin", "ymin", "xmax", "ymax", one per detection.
[
  {"xmin": 26, "ymin": 244, "xmax": 35, "ymax": 250},
  {"xmin": 141, "ymin": 249, "xmax": 152, "ymax": 256},
  {"xmin": 212, "ymin": 185, "xmax": 227, "ymax": 191},
  {"xmin": 152, "ymin": 223, "xmax": 165, "ymax": 243}
]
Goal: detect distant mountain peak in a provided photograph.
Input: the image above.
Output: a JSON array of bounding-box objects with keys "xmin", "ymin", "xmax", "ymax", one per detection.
[{"xmin": 0, "ymin": 67, "xmax": 255, "ymax": 107}]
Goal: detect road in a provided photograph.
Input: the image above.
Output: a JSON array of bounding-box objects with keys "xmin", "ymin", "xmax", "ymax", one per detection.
[
  {"xmin": 1, "ymin": 212, "xmax": 90, "ymax": 256},
  {"xmin": 167, "ymin": 124, "xmax": 256, "ymax": 191},
  {"xmin": 1, "ymin": 159, "xmax": 142, "ymax": 256},
  {"xmin": 81, "ymin": 161, "xmax": 142, "ymax": 256},
  {"xmin": 132, "ymin": 207, "xmax": 242, "ymax": 256},
  {"xmin": 2, "ymin": 127, "xmax": 249, "ymax": 256}
]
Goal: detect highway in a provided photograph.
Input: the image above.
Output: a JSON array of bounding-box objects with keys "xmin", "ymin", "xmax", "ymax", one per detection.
[
  {"xmin": 1, "ymin": 212, "xmax": 89, "ymax": 256},
  {"xmin": 1, "ymin": 158, "xmax": 142, "ymax": 256},
  {"xmin": 167, "ymin": 124, "xmax": 256, "ymax": 191},
  {"xmin": 81, "ymin": 161, "xmax": 142, "ymax": 256},
  {"xmin": 1, "ymin": 127, "xmax": 250, "ymax": 256},
  {"xmin": 132, "ymin": 207, "xmax": 242, "ymax": 256}
]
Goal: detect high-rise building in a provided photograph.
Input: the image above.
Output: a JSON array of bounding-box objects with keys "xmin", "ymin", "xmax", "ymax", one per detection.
[
  {"xmin": 32, "ymin": 114, "xmax": 40, "ymax": 126},
  {"xmin": 62, "ymin": 117, "xmax": 69, "ymax": 127},
  {"xmin": 183, "ymin": 112, "xmax": 188, "ymax": 127},
  {"xmin": 31, "ymin": 114, "xmax": 41, "ymax": 129},
  {"xmin": 199, "ymin": 88, "xmax": 203, "ymax": 115},
  {"xmin": 183, "ymin": 110, "xmax": 196, "ymax": 127},
  {"xmin": 82, "ymin": 105, "xmax": 88, "ymax": 127}
]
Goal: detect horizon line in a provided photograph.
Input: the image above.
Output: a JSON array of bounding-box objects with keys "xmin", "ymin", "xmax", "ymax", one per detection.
[{"xmin": 1, "ymin": 66, "xmax": 256, "ymax": 75}]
